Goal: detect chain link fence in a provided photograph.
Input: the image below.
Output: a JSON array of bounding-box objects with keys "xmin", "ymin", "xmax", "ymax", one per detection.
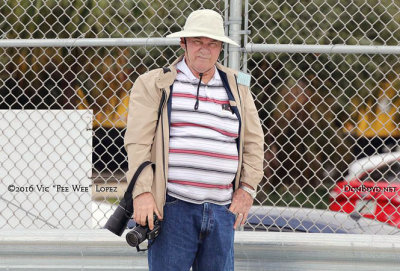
[
  {"xmin": 1, "ymin": 0, "xmax": 400, "ymax": 233},
  {"xmin": 246, "ymin": 0, "xmax": 400, "ymax": 233}
]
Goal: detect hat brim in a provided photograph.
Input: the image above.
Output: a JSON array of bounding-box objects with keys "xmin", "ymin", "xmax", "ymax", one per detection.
[{"xmin": 167, "ymin": 31, "xmax": 240, "ymax": 47}]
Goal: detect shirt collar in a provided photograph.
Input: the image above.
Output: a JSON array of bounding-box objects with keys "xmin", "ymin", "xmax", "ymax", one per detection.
[{"xmin": 176, "ymin": 58, "xmax": 221, "ymax": 85}]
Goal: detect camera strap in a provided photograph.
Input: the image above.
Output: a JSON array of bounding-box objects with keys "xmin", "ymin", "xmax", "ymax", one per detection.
[{"xmin": 124, "ymin": 161, "xmax": 155, "ymax": 204}]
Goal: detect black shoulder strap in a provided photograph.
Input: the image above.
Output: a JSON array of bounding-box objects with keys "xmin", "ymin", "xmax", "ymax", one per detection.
[
  {"xmin": 157, "ymin": 91, "xmax": 166, "ymax": 126},
  {"xmin": 124, "ymin": 161, "xmax": 155, "ymax": 202},
  {"xmin": 156, "ymin": 67, "xmax": 169, "ymax": 125}
]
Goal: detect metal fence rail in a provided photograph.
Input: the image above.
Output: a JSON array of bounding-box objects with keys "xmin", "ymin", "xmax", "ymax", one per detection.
[{"xmin": 1, "ymin": 0, "xmax": 400, "ymax": 232}]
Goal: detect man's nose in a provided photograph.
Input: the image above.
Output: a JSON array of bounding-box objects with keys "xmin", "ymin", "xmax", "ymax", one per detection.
[{"xmin": 199, "ymin": 46, "xmax": 211, "ymax": 53}]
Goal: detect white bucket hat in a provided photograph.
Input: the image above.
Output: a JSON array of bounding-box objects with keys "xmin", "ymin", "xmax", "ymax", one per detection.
[{"xmin": 166, "ymin": 9, "xmax": 239, "ymax": 47}]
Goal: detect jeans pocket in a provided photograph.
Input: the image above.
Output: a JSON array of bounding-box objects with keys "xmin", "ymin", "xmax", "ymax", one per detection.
[
  {"xmin": 164, "ymin": 194, "xmax": 179, "ymax": 206},
  {"xmin": 223, "ymin": 205, "xmax": 236, "ymax": 218}
]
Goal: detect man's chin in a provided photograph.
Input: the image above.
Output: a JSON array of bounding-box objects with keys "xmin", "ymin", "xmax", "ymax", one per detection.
[{"xmin": 194, "ymin": 65, "xmax": 213, "ymax": 74}]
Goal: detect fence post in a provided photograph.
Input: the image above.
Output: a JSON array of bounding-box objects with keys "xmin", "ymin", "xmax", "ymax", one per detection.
[{"xmin": 228, "ymin": 0, "xmax": 242, "ymax": 70}]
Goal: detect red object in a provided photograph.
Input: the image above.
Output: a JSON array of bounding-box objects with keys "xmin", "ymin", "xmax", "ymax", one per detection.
[{"xmin": 330, "ymin": 179, "xmax": 400, "ymax": 228}]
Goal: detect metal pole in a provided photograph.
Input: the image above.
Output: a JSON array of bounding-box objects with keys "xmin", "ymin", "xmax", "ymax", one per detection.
[
  {"xmin": 3, "ymin": 39, "xmax": 400, "ymax": 56},
  {"xmin": 245, "ymin": 43, "xmax": 400, "ymax": 55},
  {"xmin": 223, "ymin": 0, "xmax": 229, "ymax": 67},
  {"xmin": 0, "ymin": 38, "xmax": 180, "ymax": 48},
  {"xmin": 228, "ymin": 0, "xmax": 242, "ymax": 70},
  {"xmin": 243, "ymin": 0, "xmax": 249, "ymax": 72}
]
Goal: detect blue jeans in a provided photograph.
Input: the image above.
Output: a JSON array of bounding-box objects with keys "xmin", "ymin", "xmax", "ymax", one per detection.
[{"xmin": 148, "ymin": 195, "xmax": 235, "ymax": 271}]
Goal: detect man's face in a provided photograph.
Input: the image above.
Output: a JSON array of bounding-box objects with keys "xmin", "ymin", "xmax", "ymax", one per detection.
[{"xmin": 181, "ymin": 37, "xmax": 222, "ymax": 74}]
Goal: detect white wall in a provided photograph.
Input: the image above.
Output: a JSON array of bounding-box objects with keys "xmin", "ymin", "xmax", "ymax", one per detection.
[{"xmin": 0, "ymin": 110, "xmax": 93, "ymax": 229}]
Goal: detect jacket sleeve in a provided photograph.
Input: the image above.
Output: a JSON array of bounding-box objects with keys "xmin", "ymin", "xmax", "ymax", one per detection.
[
  {"xmin": 124, "ymin": 72, "xmax": 161, "ymax": 199},
  {"xmin": 240, "ymin": 85, "xmax": 264, "ymax": 189}
]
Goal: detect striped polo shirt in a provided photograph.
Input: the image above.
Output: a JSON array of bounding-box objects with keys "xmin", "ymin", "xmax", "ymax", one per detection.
[{"xmin": 167, "ymin": 58, "xmax": 240, "ymax": 205}]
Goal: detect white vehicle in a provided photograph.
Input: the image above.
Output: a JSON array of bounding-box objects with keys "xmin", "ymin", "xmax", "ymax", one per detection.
[{"xmin": 345, "ymin": 152, "xmax": 400, "ymax": 181}]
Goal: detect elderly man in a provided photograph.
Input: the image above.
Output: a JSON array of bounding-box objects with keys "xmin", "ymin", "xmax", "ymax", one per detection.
[{"xmin": 125, "ymin": 9, "xmax": 264, "ymax": 271}]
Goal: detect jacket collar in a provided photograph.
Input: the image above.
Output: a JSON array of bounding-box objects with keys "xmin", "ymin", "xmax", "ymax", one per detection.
[{"xmin": 154, "ymin": 56, "xmax": 182, "ymax": 90}]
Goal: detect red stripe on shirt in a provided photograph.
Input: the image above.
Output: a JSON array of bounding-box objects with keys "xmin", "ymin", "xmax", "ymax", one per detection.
[
  {"xmin": 173, "ymin": 93, "xmax": 230, "ymax": 105},
  {"xmin": 171, "ymin": 122, "xmax": 239, "ymax": 138},
  {"xmin": 170, "ymin": 149, "xmax": 238, "ymax": 160},
  {"xmin": 169, "ymin": 180, "xmax": 233, "ymax": 189}
]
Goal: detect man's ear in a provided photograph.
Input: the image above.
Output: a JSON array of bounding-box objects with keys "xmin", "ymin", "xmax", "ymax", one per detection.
[{"xmin": 180, "ymin": 38, "xmax": 186, "ymax": 50}]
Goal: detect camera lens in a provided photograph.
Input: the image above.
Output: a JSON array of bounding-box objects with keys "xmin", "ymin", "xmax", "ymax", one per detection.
[{"xmin": 126, "ymin": 227, "xmax": 147, "ymax": 247}]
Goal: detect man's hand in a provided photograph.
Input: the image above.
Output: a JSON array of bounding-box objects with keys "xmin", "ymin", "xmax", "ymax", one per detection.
[
  {"xmin": 133, "ymin": 192, "xmax": 162, "ymax": 230},
  {"xmin": 228, "ymin": 187, "xmax": 254, "ymax": 229}
]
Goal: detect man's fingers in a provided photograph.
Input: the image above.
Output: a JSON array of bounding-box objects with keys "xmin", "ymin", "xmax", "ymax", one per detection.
[
  {"xmin": 233, "ymin": 213, "xmax": 248, "ymax": 230},
  {"xmin": 133, "ymin": 192, "xmax": 160, "ymax": 228},
  {"xmin": 148, "ymin": 211, "xmax": 154, "ymax": 230},
  {"xmin": 241, "ymin": 213, "xmax": 248, "ymax": 226},
  {"xmin": 139, "ymin": 211, "xmax": 148, "ymax": 226},
  {"xmin": 233, "ymin": 213, "xmax": 244, "ymax": 229},
  {"xmin": 233, "ymin": 217, "xmax": 240, "ymax": 230},
  {"xmin": 228, "ymin": 200, "xmax": 238, "ymax": 214},
  {"xmin": 154, "ymin": 207, "xmax": 163, "ymax": 221}
]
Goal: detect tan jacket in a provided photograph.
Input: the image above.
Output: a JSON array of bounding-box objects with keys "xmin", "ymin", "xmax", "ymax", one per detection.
[{"xmin": 124, "ymin": 56, "xmax": 264, "ymax": 216}]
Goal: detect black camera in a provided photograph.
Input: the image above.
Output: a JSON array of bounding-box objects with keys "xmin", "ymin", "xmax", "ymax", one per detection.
[
  {"xmin": 126, "ymin": 215, "xmax": 161, "ymax": 251},
  {"xmin": 104, "ymin": 161, "xmax": 161, "ymax": 251}
]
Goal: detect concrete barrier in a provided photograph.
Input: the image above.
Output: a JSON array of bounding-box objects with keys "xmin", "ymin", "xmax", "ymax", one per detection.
[{"xmin": 0, "ymin": 230, "xmax": 399, "ymax": 271}]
